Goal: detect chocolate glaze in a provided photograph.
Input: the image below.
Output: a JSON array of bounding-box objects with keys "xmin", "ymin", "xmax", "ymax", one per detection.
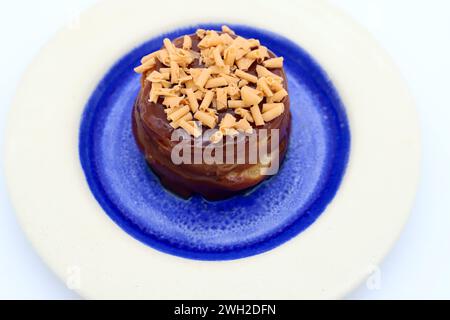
[{"xmin": 132, "ymin": 34, "xmax": 291, "ymax": 200}]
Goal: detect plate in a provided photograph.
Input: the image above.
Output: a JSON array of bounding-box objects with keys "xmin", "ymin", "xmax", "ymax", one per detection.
[
  {"xmin": 5, "ymin": 0, "xmax": 420, "ymax": 299},
  {"xmin": 79, "ymin": 24, "xmax": 350, "ymax": 261}
]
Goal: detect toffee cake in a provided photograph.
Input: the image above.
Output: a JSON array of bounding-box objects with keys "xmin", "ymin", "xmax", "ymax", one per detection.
[{"xmin": 132, "ymin": 26, "xmax": 291, "ymax": 200}]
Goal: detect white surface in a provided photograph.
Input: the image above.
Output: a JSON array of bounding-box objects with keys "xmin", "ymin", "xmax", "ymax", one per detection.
[{"xmin": 0, "ymin": 0, "xmax": 446, "ymax": 299}]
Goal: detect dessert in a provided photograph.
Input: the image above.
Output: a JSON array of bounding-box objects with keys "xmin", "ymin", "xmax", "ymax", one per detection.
[{"xmin": 132, "ymin": 26, "xmax": 291, "ymax": 200}]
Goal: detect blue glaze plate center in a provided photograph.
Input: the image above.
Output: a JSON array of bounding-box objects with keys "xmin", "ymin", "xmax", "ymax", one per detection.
[{"xmin": 79, "ymin": 24, "xmax": 350, "ymax": 261}]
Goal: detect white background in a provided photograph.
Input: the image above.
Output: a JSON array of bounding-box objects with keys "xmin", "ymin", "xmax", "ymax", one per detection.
[{"xmin": 0, "ymin": 0, "xmax": 449, "ymax": 299}]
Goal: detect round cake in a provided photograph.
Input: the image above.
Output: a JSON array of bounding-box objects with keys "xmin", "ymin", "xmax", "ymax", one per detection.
[{"xmin": 132, "ymin": 26, "xmax": 291, "ymax": 200}]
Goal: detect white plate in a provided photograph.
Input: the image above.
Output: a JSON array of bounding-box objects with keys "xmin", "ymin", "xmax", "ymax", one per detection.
[{"xmin": 4, "ymin": 0, "xmax": 420, "ymax": 299}]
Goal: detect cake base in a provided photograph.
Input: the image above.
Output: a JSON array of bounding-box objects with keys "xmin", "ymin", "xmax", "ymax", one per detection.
[{"xmin": 143, "ymin": 123, "xmax": 291, "ymax": 201}]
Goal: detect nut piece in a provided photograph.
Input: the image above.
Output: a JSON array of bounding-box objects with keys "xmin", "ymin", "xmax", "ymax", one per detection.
[
  {"xmin": 241, "ymin": 86, "xmax": 263, "ymax": 106},
  {"xmin": 179, "ymin": 119, "xmax": 201, "ymax": 137},
  {"xmin": 170, "ymin": 112, "xmax": 193, "ymax": 129},
  {"xmin": 262, "ymin": 103, "xmax": 284, "ymax": 122},
  {"xmin": 149, "ymin": 82, "xmax": 162, "ymax": 103},
  {"xmin": 163, "ymin": 38, "xmax": 176, "ymax": 55},
  {"xmin": 257, "ymin": 77, "xmax": 274, "ymax": 97},
  {"xmin": 235, "ymin": 70, "xmax": 258, "ymax": 84},
  {"xmin": 228, "ymin": 100, "xmax": 247, "ymax": 109},
  {"xmin": 216, "ymin": 88, "xmax": 228, "ymax": 111},
  {"xmin": 194, "ymin": 68, "xmax": 212, "ymax": 89},
  {"xmin": 168, "ymin": 105, "xmax": 190, "ymax": 122},
  {"xmin": 135, "ymin": 26, "xmax": 289, "ymax": 136},
  {"xmin": 199, "ymin": 90, "xmax": 215, "ymax": 110},
  {"xmin": 220, "ymin": 113, "xmax": 237, "ymax": 130},
  {"xmin": 170, "ymin": 60, "xmax": 180, "ymax": 84},
  {"xmin": 183, "ymin": 35, "xmax": 192, "ymax": 50},
  {"xmin": 163, "ymin": 96, "xmax": 184, "ymax": 109},
  {"xmin": 235, "ymin": 118, "xmax": 253, "ymax": 133},
  {"xmin": 262, "ymin": 103, "xmax": 284, "ymax": 113},
  {"xmin": 250, "ymin": 105, "xmax": 265, "ymax": 127},
  {"xmin": 235, "ymin": 108, "xmax": 254, "ymax": 123},
  {"xmin": 256, "ymin": 65, "xmax": 283, "ymax": 81},
  {"xmin": 213, "ymin": 47, "xmax": 225, "ymax": 67},
  {"xmin": 221, "ymin": 25, "xmax": 235, "ymax": 35},
  {"xmin": 268, "ymin": 89, "xmax": 288, "ymax": 103},
  {"xmin": 194, "ymin": 110, "xmax": 217, "ymax": 129},
  {"xmin": 263, "ymin": 57, "xmax": 284, "ymax": 69},
  {"xmin": 185, "ymin": 88, "xmax": 199, "ymax": 113},
  {"xmin": 205, "ymin": 77, "xmax": 228, "ymax": 89},
  {"xmin": 236, "ymin": 57, "xmax": 255, "ymax": 71},
  {"xmin": 134, "ymin": 57, "xmax": 156, "ymax": 74},
  {"xmin": 246, "ymin": 46, "xmax": 269, "ymax": 61}
]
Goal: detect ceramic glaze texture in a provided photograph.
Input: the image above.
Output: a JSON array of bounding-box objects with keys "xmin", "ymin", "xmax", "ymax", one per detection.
[{"xmin": 79, "ymin": 24, "xmax": 350, "ymax": 260}]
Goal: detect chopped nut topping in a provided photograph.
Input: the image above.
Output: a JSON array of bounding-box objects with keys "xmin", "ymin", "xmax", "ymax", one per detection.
[
  {"xmin": 205, "ymin": 77, "xmax": 228, "ymax": 89},
  {"xmin": 194, "ymin": 110, "xmax": 217, "ymax": 129},
  {"xmin": 238, "ymin": 79, "xmax": 249, "ymax": 88},
  {"xmin": 199, "ymin": 90, "xmax": 215, "ymax": 110},
  {"xmin": 227, "ymin": 83, "xmax": 241, "ymax": 100},
  {"xmin": 196, "ymin": 29, "xmax": 207, "ymax": 39},
  {"xmin": 168, "ymin": 105, "xmax": 190, "ymax": 122},
  {"xmin": 149, "ymin": 82, "xmax": 162, "ymax": 103},
  {"xmin": 235, "ymin": 69, "xmax": 258, "ymax": 84},
  {"xmin": 257, "ymin": 77, "xmax": 274, "ymax": 97},
  {"xmin": 228, "ymin": 100, "xmax": 246, "ymax": 109},
  {"xmin": 256, "ymin": 65, "xmax": 283, "ymax": 81},
  {"xmin": 163, "ymin": 38, "xmax": 176, "ymax": 55},
  {"xmin": 183, "ymin": 35, "xmax": 192, "ymax": 50},
  {"xmin": 236, "ymin": 57, "xmax": 255, "ymax": 71},
  {"xmin": 241, "ymin": 86, "xmax": 263, "ymax": 106},
  {"xmin": 141, "ymin": 51, "xmax": 160, "ymax": 64},
  {"xmin": 224, "ymin": 46, "xmax": 237, "ymax": 66},
  {"xmin": 247, "ymin": 39, "xmax": 260, "ymax": 48},
  {"xmin": 146, "ymin": 71, "xmax": 167, "ymax": 82},
  {"xmin": 267, "ymin": 88, "xmax": 288, "ymax": 103},
  {"xmin": 220, "ymin": 113, "xmax": 237, "ymax": 131},
  {"xmin": 163, "ymin": 96, "xmax": 185, "ymax": 109},
  {"xmin": 220, "ymin": 33, "xmax": 234, "ymax": 45},
  {"xmin": 194, "ymin": 68, "xmax": 212, "ymax": 89},
  {"xmin": 179, "ymin": 119, "xmax": 201, "ymax": 137},
  {"xmin": 134, "ymin": 26, "xmax": 288, "ymax": 138},
  {"xmin": 262, "ymin": 103, "xmax": 284, "ymax": 113},
  {"xmin": 235, "ymin": 108, "xmax": 254, "ymax": 123},
  {"xmin": 222, "ymin": 127, "xmax": 239, "ymax": 137},
  {"xmin": 134, "ymin": 57, "xmax": 156, "ymax": 74},
  {"xmin": 185, "ymin": 88, "xmax": 199, "ymax": 113},
  {"xmin": 250, "ymin": 104, "xmax": 265, "ymax": 127},
  {"xmin": 246, "ymin": 46, "xmax": 269, "ymax": 62},
  {"xmin": 235, "ymin": 118, "xmax": 253, "ymax": 134},
  {"xmin": 262, "ymin": 103, "xmax": 284, "ymax": 122},
  {"xmin": 170, "ymin": 60, "xmax": 180, "ymax": 84},
  {"xmin": 221, "ymin": 25, "xmax": 236, "ymax": 35},
  {"xmin": 213, "ymin": 47, "xmax": 225, "ymax": 67},
  {"xmin": 221, "ymin": 73, "xmax": 239, "ymax": 85},
  {"xmin": 263, "ymin": 57, "xmax": 284, "ymax": 69},
  {"xmin": 264, "ymin": 76, "xmax": 283, "ymax": 91},
  {"xmin": 156, "ymin": 50, "xmax": 170, "ymax": 66},
  {"xmin": 170, "ymin": 112, "xmax": 193, "ymax": 129},
  {"xmin": 216, "ymin": 88, "xmax": 228, "ymax": 111}
]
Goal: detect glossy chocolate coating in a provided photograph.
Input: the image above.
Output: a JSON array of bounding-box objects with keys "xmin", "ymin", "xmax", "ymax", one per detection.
[{"xmin": 132, "ymin": 34, "xmax": 291, "ymax": 200}]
